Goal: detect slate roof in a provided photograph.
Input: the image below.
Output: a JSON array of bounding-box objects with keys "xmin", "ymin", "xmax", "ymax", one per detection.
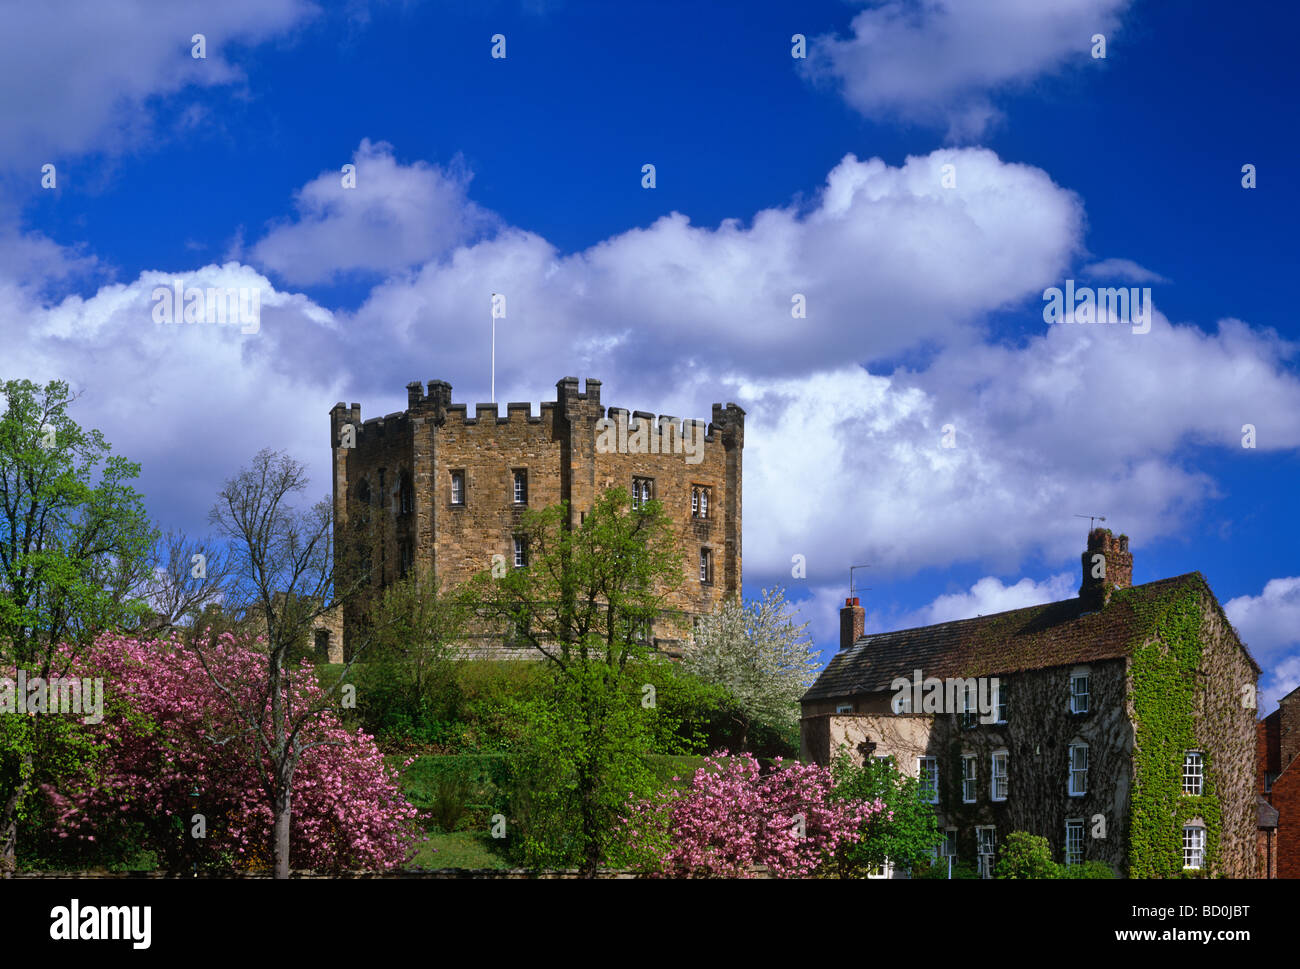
[
  {"xmin": 1258, "ymin": 796, "xmax": 1280, "ymax": 829},
  {"xmin": 803, "ymin": 571, "xmax": 1259, "ymax": 703}
]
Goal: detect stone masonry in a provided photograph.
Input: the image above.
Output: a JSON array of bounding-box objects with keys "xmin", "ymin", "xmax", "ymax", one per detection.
[{"xmin": 329, "ymin": 377, "xmax": 744, "ymax": 658}]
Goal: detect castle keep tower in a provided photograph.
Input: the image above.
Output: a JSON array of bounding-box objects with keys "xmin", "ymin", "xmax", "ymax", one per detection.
[{"xmin": 329, "ymin": 377, "xmax": 744, "ymax": 657}]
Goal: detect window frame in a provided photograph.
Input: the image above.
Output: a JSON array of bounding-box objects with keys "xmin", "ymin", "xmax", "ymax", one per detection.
[
  {"xmin": 450, "ymin": 470, "xmax": 465, "ymax": 506},
  {"xmin": 1064, "ymin": 819, "xmax": 1085, "ymax": 866},
  {"xmin": 975, "ymin": 826, "xmax": 996, "ymax": 879},
  {"xmin": 699, "ymin": 547, "xmax": 713, "ymax": 585},
  {"xmin": 959, "ymin": 685, "xmax": 978, "ymax": 729},
  {"xmin": 399, "ymin": 470, "xmax": 413, "ymax": 515},
  {"xmin": 995, "ymin": 678, "xmax": 1008, "ymax": 724},
  {"xmin": 512, "ymin": 469, "xmax": 528, "ymax": 505},
  {"xmin": 631, "ymin": 476, "xmax": 654, "ymax": 510},
  {"xmin": 691, "ymin": 485, "xmax": 711, "ymax": 520},
  {"xmin": 1182, "ymin": 750, "xmax": 1204, "ymax": 796},
  {"xmin": 991, "ymin": 749, "xmax": 1009, "ymax": 802},
  {"xmin": 917, "ymin": 756, "xmax": 939, "ymax": 804},
  {"xmin": 512, "ymin": 536, "xmax": 527, "ymax": 569},
  {"xmin": 1068, "ymin": 742, "xmax": 1088, "ymax": 797},
  {"xmin": 1182, "ymin": 825, "xmax": 1206, "ymax": 870},
  {"xmin": 1070, "ymin": 671, "xmax": 1090, "ymax": 714},
  {"xmin": 961, "ymin": 754, "xmax": 977, "ymax": 803}
]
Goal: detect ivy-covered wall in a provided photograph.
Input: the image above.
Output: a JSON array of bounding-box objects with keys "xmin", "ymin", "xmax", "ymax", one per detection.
[
  {"xmin": 930, "ymin": 658, "xmax": 1132, "ymax": 873},
  {"xmin": 1121, "ymin": 579, "xmax": 1258, "ymax": 877}
]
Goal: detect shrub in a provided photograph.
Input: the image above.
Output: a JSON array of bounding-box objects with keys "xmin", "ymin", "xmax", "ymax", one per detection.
[
  {"xmin": 1061, "ymin": 860, "xmax": 1116, "ymax": 879},
  {"xmin": 994, "ymin": 832, "xmax": 1062, "ymax": 879},
  {"xmin": 428, "ymin": 767, "xmax": 473, "ymax": 832},
  {"xmin": 829, "ymin": 749, "xmax": 941, "ymax": 875}
]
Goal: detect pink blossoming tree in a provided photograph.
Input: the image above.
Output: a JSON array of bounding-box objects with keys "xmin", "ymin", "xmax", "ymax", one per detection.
[
  {"xmin": 621, "ymin": 751, "xmax": 888, "ymax": 878},
  {"xmin": 44, "ymin": 632, "xmax": 420, "ymax": 872}
]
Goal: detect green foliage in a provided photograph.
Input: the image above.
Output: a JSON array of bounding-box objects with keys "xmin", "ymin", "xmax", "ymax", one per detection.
[
  {"xmin": 0, "ymin": 378, "xmax": 157, "ymax": 870},
  {"xmin": 631, "ymin": 657, "xmax": 798, "ymax": 759},
  {"xmin": 829, "ymin": 748, "xmax": 942, "ymax": 874},
  {"xmin": 0, "ymin": 378, "xmax": 157, "ymax": 662},
  {"xmin": 506, "ymin": 664, "xmax": 661, "ymax": 870},
  {"xmin": 993, "ymin": 832, "xmax": 1061, "ymax": 879},
  {"xmin": 1061, "ymin": 860, "xmax": 1116, "ymax": 879},
  {"xmin": 401, "ymin": 753, "xmax": 516, "ymax": 817},
  {"xmin": 644, "ymin": 754, "xmax": 710, "ymax": 789},
  {"xmin": 427, "ymin": 767, "xmax": 473, "ymax": 832},
  {"xmin": 912, "ymin": 857, "xmax": 980, "ymax": 879},
  {"xmin": 471, "ymin": 488, "xmax": 685, "ymax": 874},
  {"xmin": 331, "ymin": 659, "xmax": 548, "ymax": 752},
  {"xmin": 1121, "ymin": 583, "xmax": 1223, "ymax": 878}
]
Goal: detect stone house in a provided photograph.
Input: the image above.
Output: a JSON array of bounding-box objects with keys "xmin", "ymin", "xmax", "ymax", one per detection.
[
  {"xmin": 329, "ymin": 376, "xmax": 744, "ymax": 658},
  {"xmin": 801, "ymin": 528, "xmax": 1260, "ymax": 878},
  {"xmin": 1257, "ymin": 684, "xmax": 1300, "ymax": 878}
]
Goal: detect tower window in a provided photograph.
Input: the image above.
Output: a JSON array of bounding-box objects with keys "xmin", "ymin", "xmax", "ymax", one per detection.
[
  {"xmin": 699, "ymin": 548, "xmax": 713, "ymax": 584},
  {"xmin": 513, "ymin": 537, "xmax": 527, "ymax": 568},
  {"xmin": 632, "ymin": 477, "xmax": 654, "ymax": 509},
  {"xmin": 513, "ymin": 470, "xmax": 528, "ymax": 505},
  {"xmin": 400, "ymin": 471, "xmax": 413, "ymax": 515},
  {"xmin": 450, "ymin": 470, "xmax": 465, "ymax": 506},
  {"xmin": 692, "ymin": 485, "xmax": 711, "ymax": 519}
]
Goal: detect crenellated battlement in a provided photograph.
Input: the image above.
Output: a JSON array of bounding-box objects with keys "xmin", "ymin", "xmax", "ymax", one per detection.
[{"xmin": 602, "ymin": 404, "xmax": 743, "ymax": 448}]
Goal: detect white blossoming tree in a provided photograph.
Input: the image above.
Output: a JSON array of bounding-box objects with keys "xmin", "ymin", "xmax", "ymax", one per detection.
[{"xmin": 683, "ymin": 587, "xmax": 821, "ymax": 750}]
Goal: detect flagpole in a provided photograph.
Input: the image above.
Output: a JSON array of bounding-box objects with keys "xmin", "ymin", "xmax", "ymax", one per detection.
[{"xmin": 490, "ymin": 293, "xmax": 496, "ymax": 402}]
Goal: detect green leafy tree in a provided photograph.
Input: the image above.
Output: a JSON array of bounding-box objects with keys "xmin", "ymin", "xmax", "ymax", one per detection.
[
  {"xmin": 682, "ymin": 587, "xmax": 819, "ymax": 750},
  {"xmin": 829, "ymin": 748, "xmax": 942, "ymax": 875},
  {"xmin": 0, "ymin": 379, "xmax": 156, "ymax": 874},
  {"xmin": 354, "ymin": 574, "xmax": 476, "ymax": 746},
  {"xmin": 473, "ymin": 487, "xmax": 682, "ymax": 875}
]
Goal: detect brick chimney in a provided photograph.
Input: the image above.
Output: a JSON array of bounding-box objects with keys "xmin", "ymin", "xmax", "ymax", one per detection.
[
  {"xmin": 840, "ymin": 597, "xmax": 864, "ymax": 650},
  {"xmin": 1079, "ymin": 528, "xmax": 1133, "ymax": 609}
]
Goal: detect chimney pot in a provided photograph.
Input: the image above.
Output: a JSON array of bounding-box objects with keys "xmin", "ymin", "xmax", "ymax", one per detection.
[{"xmin": 1079, "ymin": 527, "xmax": 1134, "ymax": 608}]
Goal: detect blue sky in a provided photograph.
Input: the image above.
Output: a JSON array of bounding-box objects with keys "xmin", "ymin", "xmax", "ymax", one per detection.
[{"xmin": 2, "ymin": 0, "xmax": 1298, "ymax": 711}]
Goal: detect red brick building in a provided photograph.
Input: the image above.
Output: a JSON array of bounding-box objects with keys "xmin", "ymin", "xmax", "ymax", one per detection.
[{"xmin": 1258, "ymin": 684, "xmax": 1300, "ymax": 878}]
